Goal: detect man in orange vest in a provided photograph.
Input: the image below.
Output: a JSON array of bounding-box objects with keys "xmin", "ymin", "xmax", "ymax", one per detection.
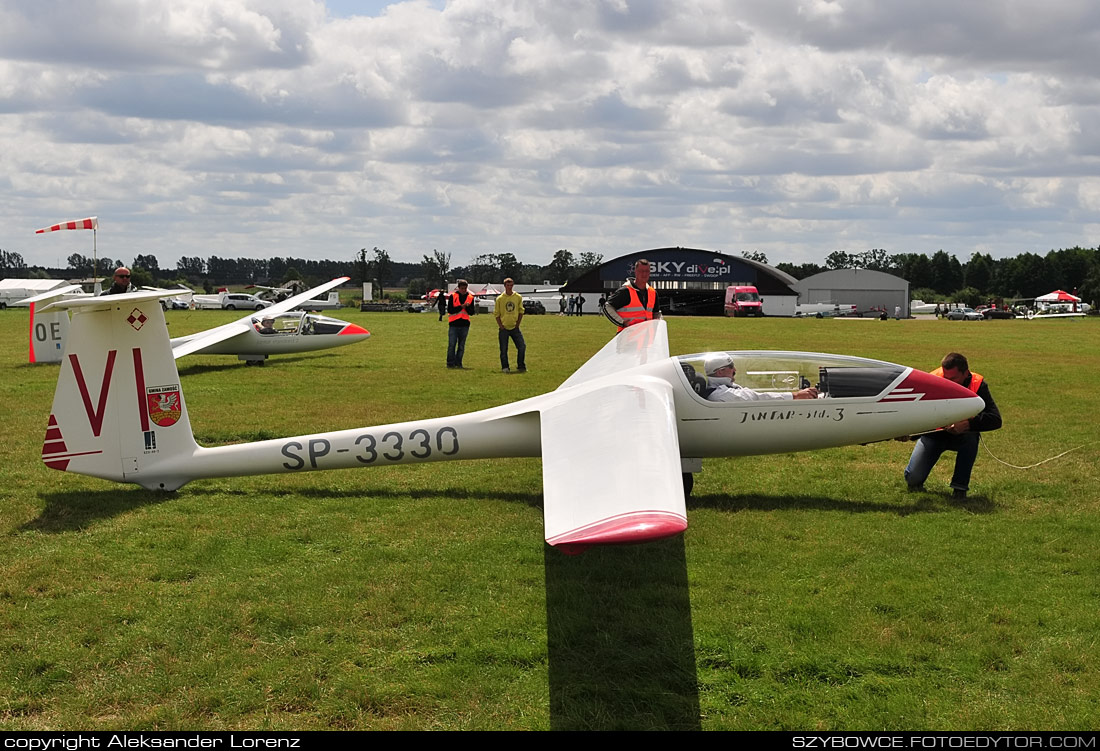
[
  {"xmin": 904, "ymin": 352, "xmax": 1002, "ymax": 498},
  {"xmin": 601, "ymin": 258, "xmax": 663, "ymax": 332},
  {"xmin": 446, "ymin": 280, "xmax": 475, "ymax": 368}
]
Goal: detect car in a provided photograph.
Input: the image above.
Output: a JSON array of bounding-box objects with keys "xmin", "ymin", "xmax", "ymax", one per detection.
[
  {"xmin": 946, "ymin": 307, "xmax": 983, "ymax": 321},
  {"xmin": 224, "ymin": 293, "xmax": 271, "ymax": 311},
  {"xmin": 160, "ymin": 297, "xmax": 191, "ymax": 310},
  {"xmin": 523, "ymin": 299, "xmax": 546, "ymax": 315}
]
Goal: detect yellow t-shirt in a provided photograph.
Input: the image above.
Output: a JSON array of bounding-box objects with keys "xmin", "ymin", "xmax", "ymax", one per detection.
[{"xmin": 494, "ymin": 292, "xmax": 524, "ymax": 329}]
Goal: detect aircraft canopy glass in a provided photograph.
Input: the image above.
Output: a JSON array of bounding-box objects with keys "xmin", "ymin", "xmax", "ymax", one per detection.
[
  {"xmin": 676, "ymin": 352, "xmax": 905, "ymax": 399},
  {"xmin": 250, "ymin": 312, "xmax": 347, "ymax": 336}
]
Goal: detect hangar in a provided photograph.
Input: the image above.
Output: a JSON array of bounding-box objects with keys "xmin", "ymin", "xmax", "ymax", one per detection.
[
  {"xmin": 793, "ymin": 269, "xmax": 911, "ymax": 318},
  {"xmin": 561, "ymin": 247, "xmax": 798, "ymax": 316}
]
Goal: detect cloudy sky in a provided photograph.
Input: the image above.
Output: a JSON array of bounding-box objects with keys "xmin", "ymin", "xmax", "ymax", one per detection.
[{"xmin": 2, "ymin": 0, "xmax": 1098, "ymax": 272}]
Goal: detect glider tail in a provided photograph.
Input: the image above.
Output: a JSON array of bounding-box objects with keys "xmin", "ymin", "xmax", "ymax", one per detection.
[{"xmin": 42, "ymin": 294, "xmax": 200, "ymax": 489}]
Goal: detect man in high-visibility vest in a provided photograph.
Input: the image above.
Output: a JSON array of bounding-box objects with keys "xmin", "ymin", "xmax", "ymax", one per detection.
[
  {"xmin": 446, "ymin": 280, "xmax": 475, "ymax": 368},
  {"xmin": 903, "ymin": 352, "xmax": 1001, "ymax": 498},
  {"xmin": 601, "ymin": 258, "xmax": 662, "ymax": 332}
]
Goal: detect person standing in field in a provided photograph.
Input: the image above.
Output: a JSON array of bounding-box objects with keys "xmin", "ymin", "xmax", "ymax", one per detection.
[
  {"xmin": 494, "ymin": 278, "xmax": 526, "ymax": 373},
  {"xmin": 446, "ymin": 280, "xmax": 475, "ymax": 368}
]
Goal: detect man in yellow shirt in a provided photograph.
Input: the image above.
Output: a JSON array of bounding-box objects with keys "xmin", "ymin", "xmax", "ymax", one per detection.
[{"xmin": 494, "ymin": 278, "xmax": 526, "ymax": 373}]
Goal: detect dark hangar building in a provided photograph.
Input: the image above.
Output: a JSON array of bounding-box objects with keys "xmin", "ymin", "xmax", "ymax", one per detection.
[{"xmin": 561, "ymin": 247, "xmax": 798, "ymax": 316}]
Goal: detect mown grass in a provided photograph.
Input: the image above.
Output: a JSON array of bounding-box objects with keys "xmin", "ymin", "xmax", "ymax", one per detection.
[{"xmin": 1, "ymin": 308, "xmax": 1098, "ymax": 730}]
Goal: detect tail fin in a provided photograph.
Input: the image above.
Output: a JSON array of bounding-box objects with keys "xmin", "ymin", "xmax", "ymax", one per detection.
[
  {"xmin": 42, "ymin": 291, "xmax": 200, "ymax": 489},
  {"xmin": 16, "ymin": 285, "xmax": 83, "ymax": 363}
]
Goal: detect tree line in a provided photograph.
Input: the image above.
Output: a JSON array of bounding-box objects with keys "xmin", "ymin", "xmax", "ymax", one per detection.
[{"xmin": 2, "ymin": 245, "xmax": 1098, "ymax": 305}]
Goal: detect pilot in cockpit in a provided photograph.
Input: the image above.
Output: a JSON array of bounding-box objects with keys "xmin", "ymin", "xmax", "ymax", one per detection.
[
  {"xmin": 703, "ymin": 354, "xmax": 819, "ymax": 402},
  {"xmin": 256, "ymin": 316, "xmax": 277, "ymax": 334}
]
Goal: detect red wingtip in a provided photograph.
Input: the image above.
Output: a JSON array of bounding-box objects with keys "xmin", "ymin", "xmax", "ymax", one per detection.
[{"xmin": 549, "ymin": 511, "xmax": 687, "ymax": 554}]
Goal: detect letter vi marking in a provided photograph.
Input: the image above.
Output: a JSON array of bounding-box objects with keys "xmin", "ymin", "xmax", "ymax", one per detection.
[{"xmin": 69, "ymin": 350, "xmax": 118, "ymax": 437}]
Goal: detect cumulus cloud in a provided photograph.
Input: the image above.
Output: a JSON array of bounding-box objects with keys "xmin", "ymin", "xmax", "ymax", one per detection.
[{"xmin": 1, "ymin": 0, "xmax": 1098, "ymax": 269}]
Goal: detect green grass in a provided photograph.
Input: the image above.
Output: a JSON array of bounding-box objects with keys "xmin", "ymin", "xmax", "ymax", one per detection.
[{"xmin": 2, "ymin": 309, "xmax": 1099, "ymax": 730}]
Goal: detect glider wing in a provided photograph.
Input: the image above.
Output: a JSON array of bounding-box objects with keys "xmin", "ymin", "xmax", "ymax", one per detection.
[
  {"xmin": 540, "ymin": 375, "xmax": 687, "ymax": 553},
  {"xmin": 557, "ymin": 319, "xmax": 669, "ymax": 390}
]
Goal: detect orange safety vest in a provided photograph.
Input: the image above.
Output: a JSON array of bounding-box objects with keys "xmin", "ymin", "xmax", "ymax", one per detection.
[
  {"xmin": 616, "ymin": 284, "xmax": 656, "ymax": 331},
  {"xmin": 448, "ymin": 291, "xmax": 473, "ymax": 323},
  {"xmin": 932, "ymin": 367, "xmax": 983, "ymax": 394}
]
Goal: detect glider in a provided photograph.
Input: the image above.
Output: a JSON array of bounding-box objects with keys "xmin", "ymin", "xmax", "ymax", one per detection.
[
  {"xmin": 20, "ymin": 277, "xmax": 369, "ymax": 365},
  {"xmin": 39, "ymin": 295, "xmax": 983, "ymax": 553}
]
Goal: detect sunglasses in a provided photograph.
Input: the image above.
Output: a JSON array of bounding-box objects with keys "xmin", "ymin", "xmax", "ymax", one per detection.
[{"xmin": 115, "ymin": 274, "xmax": 130, "ymax": 278}]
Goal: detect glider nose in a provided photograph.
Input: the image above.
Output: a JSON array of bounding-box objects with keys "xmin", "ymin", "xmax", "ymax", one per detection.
[
  {"xmin": 900, "ymin": 368, "xmax": 978, "ymax": 401},
  {"xmin": 339, "ymin": 323, "xmax": 371, "ymax": 339},
  {"xmin": 897, "ymin": 368, "xmax": 986, "ymax": 424}
]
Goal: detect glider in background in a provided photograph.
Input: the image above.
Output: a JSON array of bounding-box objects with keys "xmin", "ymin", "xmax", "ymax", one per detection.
[
  {"xmin": 40, "ymin": 303, "xmax": 982, "ymax": 553},
  {"xmin": 20, "ymin": 277, "xmax": 369, "ymax": 365}
]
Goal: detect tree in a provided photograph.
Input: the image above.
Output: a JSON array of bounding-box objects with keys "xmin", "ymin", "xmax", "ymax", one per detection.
[
  {"xmin": 545, "ymin": 249, "xmax": 575, "ymax": 284},
  {"xmin": 930, "ymin": 251, "xmax": 962, "ymax": 294},
  {"xmin": 825, "ymin": 251, "xmax": 854, "ymax": 270},
  {"xmin": 421, "ymin": 249, "xmax": 452, "ymax": 287},
  {"xmin": 897, "ymin": 255, "xmax": 932, "ymax": 290},
  {"xmin": 963, "ymin": 253, "xmax": 992, "ymax": 293},
  {"xmin": 133, "ymin": 254, "xmax": 160, "ymax": 275},
  {"xmin": 67, "ymin": 253, "xmax": 92, "ymax": 276},
  {"xmin": 362, "ymin": 247, "xmax": 392, "ymax": 296},
  {"xmin": 577, "ymin": 252, "xmax": 604, "ymax": 272},
  {"xmin": 775, "ymin": 262, "xmax": 824, "ymax": 280},
  {"xmin": 855, "ymin": 249, "xmax": 893, "ymax": 272},
  {"xmin": 407, "ymin": 277, "xmax": 428, "ymax": 297},
  {"xmin": 462, "ymin": 254, "xmax": 497, "ymax": 283},
  {"xmin": 176, "ymin": 256, "xmax": 206, "ymax": 280},
  {"xmin": 0, "ymin": 249, "xmax": 27, "ymax": 274},
  {"xmin": 493, "ymin": 253, "xmax": 523, "ymax": 281},
  {"xmin": 742, "ymin": 250, "xmax": 769, "ymax": 264},
  {"xmin": 129, "ymin": 268, "xmax": 154, "ymax": 288}
]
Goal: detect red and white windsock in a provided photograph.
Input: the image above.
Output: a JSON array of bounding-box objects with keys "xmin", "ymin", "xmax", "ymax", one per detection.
[{"xmin": 35, "ymin": 217, "xmax": 98, "ymax": 234}]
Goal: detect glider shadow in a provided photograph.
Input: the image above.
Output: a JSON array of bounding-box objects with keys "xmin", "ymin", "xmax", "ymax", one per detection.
[
  {"xmin": 689, "ymin": 491, "xmax": 995, "ymax": 516},
  {"xmin": 544, "ymin": 535, "xmax": 700, "ymax": 730}
]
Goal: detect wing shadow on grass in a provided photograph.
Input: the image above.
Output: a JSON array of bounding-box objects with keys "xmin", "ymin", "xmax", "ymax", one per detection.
[
  {"xmin": 176, "ymin": 353, "xmax": 335, "ymax": 377},
  {"xmin": 544, "ymin": 537, "xmax": 701, "ymax": 730},
  {"xmin": 23, "ymin": 489, "xmax": 173, "ymax": 533},
  {"xmin": 689, "ymin": 492, "xmax": 995, "ymax": 516},
  {"xmin": 24, "ymin": 485, "xmax": 545, "ymax": 534}
]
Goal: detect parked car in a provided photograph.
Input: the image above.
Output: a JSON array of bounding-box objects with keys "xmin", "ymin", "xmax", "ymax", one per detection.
[
  {"xmin": 522, "ymin": 299, "xmax": 546, "ymax": 315},
  {"xmin": 945, "ymin": 307, "xmax": 983, "ymax": 321}
]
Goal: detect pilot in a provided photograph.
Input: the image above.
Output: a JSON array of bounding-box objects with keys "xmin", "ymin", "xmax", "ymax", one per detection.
[
  {"xmin": 703, "ymin": 354, "xmax": 819, "ymax": 402},
  {"xmin": 257, "ymin": 316, "xmax": 277, "ymax": 334},
  {"xmin": 104, "ymin": 267, "xmax": 136, "ymax": 295}
]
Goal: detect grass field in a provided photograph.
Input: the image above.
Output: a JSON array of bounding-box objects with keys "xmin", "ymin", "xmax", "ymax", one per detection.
[{"xmin": 2, "ymin": 308, "xmax": 1098, "ymax": 730}]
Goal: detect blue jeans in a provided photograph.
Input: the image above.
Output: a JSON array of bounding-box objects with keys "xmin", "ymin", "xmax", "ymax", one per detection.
[
  {"xmin": 498, "ymin": 327, "xmax": 525, "ymax": 369},
  {"xmin": 905, "ymin": 432, "xmax": 980, "ymax": 492},
  {"xmin": 447, "ymin": 325, "xmax": 469, "ymax": 367}
]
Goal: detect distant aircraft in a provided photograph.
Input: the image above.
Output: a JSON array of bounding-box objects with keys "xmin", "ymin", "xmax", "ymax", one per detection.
[
  {"xmin": 40, "ymin": 301, "xmax": 982, "ymax": 553},
  {"xmin": 21, "ymin": 277, "xmax": 369, "ymax": 366}
]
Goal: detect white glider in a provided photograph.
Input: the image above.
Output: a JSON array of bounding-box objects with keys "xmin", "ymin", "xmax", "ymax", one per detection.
[
  {"xmin": 40, "ymin": 298, "xmax": 983, "ymax": 553},
  {"xmin": 23, "ymin": 277, "xmax": 369, "ymax": 365}
]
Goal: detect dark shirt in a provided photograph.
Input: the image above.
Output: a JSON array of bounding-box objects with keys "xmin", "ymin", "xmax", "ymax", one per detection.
[
  {"xmin": 604, "ymin": 280, "xmax": 662, "ymax": 317},
  {"xmin": 103, "ymin": 282, "xmax": 136, "ymax": 295},
  {"xmin": 966, "ymin": 376, "xmax": 1002, "ymax": 433}
]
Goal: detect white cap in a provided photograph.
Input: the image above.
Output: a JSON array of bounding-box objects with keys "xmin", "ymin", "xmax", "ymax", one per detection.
[{"xmin": 703, "ymin": 353, "xmax": 733, "ymax": 375}]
